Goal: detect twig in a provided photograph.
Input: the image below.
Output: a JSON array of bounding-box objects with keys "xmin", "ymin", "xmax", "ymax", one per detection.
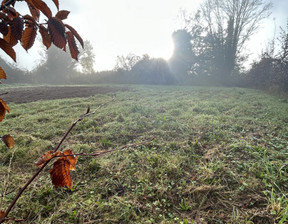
[
  {"xmin": 54, "ymin": 149, "xmax": 117, "ymax": 159},
  {"xmin": 0, "ymin": 188, "xmax": 17, "ymax": 198},
  {"xmin": 58, "ymin": 137, "xmax": 155, "ymax": 158},
  {"xmin": 2, "ymin": 217, "xmax": 23, "ymax": 222},
  {"xmin": 0, "ymin": 92, "xmax": 8, "ymax": 97},
  {"xmin": 53, "ymin": 99, "xmax": 114, "ymax": 153},
  {"xmin": 73, "ymin": 149, "xmax": 117, "ymax": 157},
  {"xmin": 0, "ymin": 98, "xmax": 113, "ymax": 223},
  {"xmin": 0, "ymin": 0, "xmax": 17, "ymax": 10},
  {"xmin": 0, "ymin": 147, "xmax": 16, "ymax": 208}
]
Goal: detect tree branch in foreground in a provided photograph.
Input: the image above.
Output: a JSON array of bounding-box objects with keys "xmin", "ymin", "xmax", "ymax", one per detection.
[{"xmin": 0, "ymin": 98, "xmax": 114, "ymax": 223}]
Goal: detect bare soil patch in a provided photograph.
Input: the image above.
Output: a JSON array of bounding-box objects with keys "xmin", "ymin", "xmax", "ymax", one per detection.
[{"xmin": 1, "ymin": 85, "xmax": 130, "ymax": 104}]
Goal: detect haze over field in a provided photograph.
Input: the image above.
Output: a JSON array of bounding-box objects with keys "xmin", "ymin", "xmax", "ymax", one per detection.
[
  {"xmin": 0, "ymin": 0, "xmax": 287, "ymax": 71},
  {"xmin": 1, "ymin": 1, "xmax": 288, "ymax": 222}
]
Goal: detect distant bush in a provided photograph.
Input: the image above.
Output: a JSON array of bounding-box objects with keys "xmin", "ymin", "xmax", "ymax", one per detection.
[
  {"xmin": 246, "ymin": 54, "xmax": 288, "ymax": 92},
  {"xmin": 70, "ymin": 56, "xmax": 176, "ymax": 85},
  {"xmin": 129, "ymin": 56, "xmax": 176, "ymax": 85},
  {"xmin": 245, "ymin": 21, "xmax": 288, "ymax": 92},
  {"xmin": 0, "ymin": 58, "xmax": 32, "ymax": 84}
]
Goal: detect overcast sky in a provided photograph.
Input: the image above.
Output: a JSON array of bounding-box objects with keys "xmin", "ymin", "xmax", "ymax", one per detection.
[{"xmin": 0, "ymin": 0, "xmax": 287, "ymax": 71}]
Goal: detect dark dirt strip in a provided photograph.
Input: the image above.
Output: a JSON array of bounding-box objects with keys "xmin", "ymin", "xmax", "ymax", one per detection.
[{"xmin": 1, "ymin": 86, "xmax": 130, "ymax": 103}]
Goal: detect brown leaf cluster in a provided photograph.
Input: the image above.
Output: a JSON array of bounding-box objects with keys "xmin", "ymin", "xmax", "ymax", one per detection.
[
  {"xmin": 0, "ymin": 1, "xmax": 83, "ymax": 221},
  {"xmin": 0, "ymin": 0, "xmax": 84, "ymax": 150},
  {"xmin": 0, "ymin": 0, "xmax": 83, "ymax": 82},
  {"xmin": 47, "ymin": 17, "xmax": 66, "ymax": 49},
  {"xmin": 35, "ymin": 149, "xmax": 78, "ymax": 189}
]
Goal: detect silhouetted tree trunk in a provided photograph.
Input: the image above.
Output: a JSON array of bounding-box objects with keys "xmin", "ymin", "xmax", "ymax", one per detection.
[{"xmin": 169, "ymin": 30, "xmax": 194, "ymax": 84}]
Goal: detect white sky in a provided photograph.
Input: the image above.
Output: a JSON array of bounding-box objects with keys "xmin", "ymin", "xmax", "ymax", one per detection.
[{"xmin": 0, "ymin": 0, "xmax": 287, "ymax": 71}]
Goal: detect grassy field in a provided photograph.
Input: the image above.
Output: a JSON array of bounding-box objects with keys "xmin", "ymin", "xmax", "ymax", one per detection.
[{"xmin": 1, "ymin": 85, "xmax": 288, "ymax": 223}]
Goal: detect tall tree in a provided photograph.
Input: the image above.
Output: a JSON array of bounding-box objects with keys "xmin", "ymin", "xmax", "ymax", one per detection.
[
  {"xmin": 114, "ymin": 53, "xmax": 141, "ymax": 71},
  {"xmin": 34, "ymin": 45, "xmax": 77, "ymax": 83},
  {"xmin": 278, "ymin": 20, "xmax": 288, "ymax": 62},
  {"xmin": 169, "ymin": 29, "xmax": 194, "ymax": 83},
  {"xmin": 0, "ymin": 57, "xmax": 27, "ymax": 83},
  {"xmin": 78, "ymin": 40, "xmax": 95, "ymax": 74},
  {"xmin": 246, "ymin": 20, "xmax": 288, "ymax": 91},
  {"xmin": 181, "ymin": 0, "xmax": 272, "ymax": 81},
  {"xmin": 200, "ymin": 0, "xmax": 272, "ymax": 77}
]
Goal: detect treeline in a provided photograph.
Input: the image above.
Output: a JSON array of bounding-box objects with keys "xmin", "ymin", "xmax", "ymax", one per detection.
[
  {"xmin": 1, "ymin": 0, "xmax": 288, "ymax": 94},
  {"xmin": 0, "ymin": 58, "xmax": 31, "ymax": 84},
  {"xmin": 1, "ymin": 48, "xmax": 177, "ymax": 85},
  {"xmin": 246, "ymin": 24, "xmax": 288, "ymax": 92},
  {"xmin": 72, "ymin": 54, "xmax": 176, "ymax": 85}
]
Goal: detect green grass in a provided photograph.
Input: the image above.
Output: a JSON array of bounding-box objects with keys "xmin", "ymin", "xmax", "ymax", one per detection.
[{"xmin": 1, "ymin": 85, "xmax": 288, "ymax": 223}]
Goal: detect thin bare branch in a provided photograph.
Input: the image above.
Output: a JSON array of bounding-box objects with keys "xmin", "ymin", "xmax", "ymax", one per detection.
[
  {"xmin": 53, "ymin": 97, "xmax": 114, "ymax": 153},
  {"xmin": 0, "ymin": 0, "xmax": 17, "ymax": 11},
  {"xmin": 0, "ymin": 146, "xmax": 16, "ymax": 209},
  {"xmin": 58, "ymin": 137, "xmax": 155, "ymax": 158},
  {"xmin": 0, "ymin": 92, "xmax": 8, "ymax": 97},
  {"xmin": 0, "ymin": 98, "xmax": 114, "ymax": 223}
]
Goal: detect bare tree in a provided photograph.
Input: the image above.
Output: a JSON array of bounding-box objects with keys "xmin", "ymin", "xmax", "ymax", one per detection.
[
  {"xmin": 114, "ymin": 53, "xmax": 141, "ymax": 71},
  {"xmin": 192, "ymin": 0, "xmax": 272, "ymax": 77},
  {"xmin": 78, "ymin": 40, "xmax": 96, "ymax": 74}
]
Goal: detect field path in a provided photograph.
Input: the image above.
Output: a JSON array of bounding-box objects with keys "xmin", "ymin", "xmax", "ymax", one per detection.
[{"xmin": 2, "ymin": 85, "xmax": 129, "ymax": 103}]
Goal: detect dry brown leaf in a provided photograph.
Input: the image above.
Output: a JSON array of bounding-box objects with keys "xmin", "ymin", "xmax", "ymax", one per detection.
[
  {"xmin": 0, "ymin": 66, "xmax": 6, "ymax": 79},
  {"xmin": 21, "ymin": 25, "xmax": 37, "ymax": 51},
  {"xmin": 52, "ymin": 0, "xmax": 59, "ymax": 10},
  {"xmin": 3, "ymin": 26, "xmax": 18, "ymax": 47},
  {"xmin": 49, "ymin": 159, "xmax": 73, "ymax": 189},
  {"xmin": 49, "ymin": 149, "xmax": 77, "ymax": 189},
  {"xmin": 65, "ymin": 24, "xmax": 84, "ymax": 48},
  {"xmin": 66, "ymin": 31, "xmax": 79, "ymax": 60},
  {"xmin": 26, "ymin": 0, "xmax": 40, "ymax": 21},
  {"xmin": 56, "ymin": 10, "xmax": 70, "ymax": 20},
  {"xmin": 0, "ymin": 210, "xmax": 5, "ymax": 219},
  {"xmin": 2, "ymin": 134, "xmax": 14, "ymax": 148},
  {"xmin": 62, "ymin": 149, "xmax": 78, "ymax": 170},
  {"xmin": 35, "ymin": 150, "xmax": 61, "ymax": 167},
  {"xmin": 0, "ymin": 98, "xmax": 9, "ymax": 122},
  {"xmin": 0, "ymin": 37, "xmax": 16, "ymax": 61},
  {"xmin": 39, "ymin": 24, "xmax": 51, "ymax": 49},
  {"xmin": 0, "ymin": 21, "xmax": 8, "ymax": 36},
  {"xmin": 48, "ymin": 17, "xmax": 66, "ymax": 49},
  {"xmin": 10, "ymin": 17, "xmax": 24, "ymax": 40},
  {"xmin": 31, "ymin": 0, "xmax": 52, "ymax": 18}
]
